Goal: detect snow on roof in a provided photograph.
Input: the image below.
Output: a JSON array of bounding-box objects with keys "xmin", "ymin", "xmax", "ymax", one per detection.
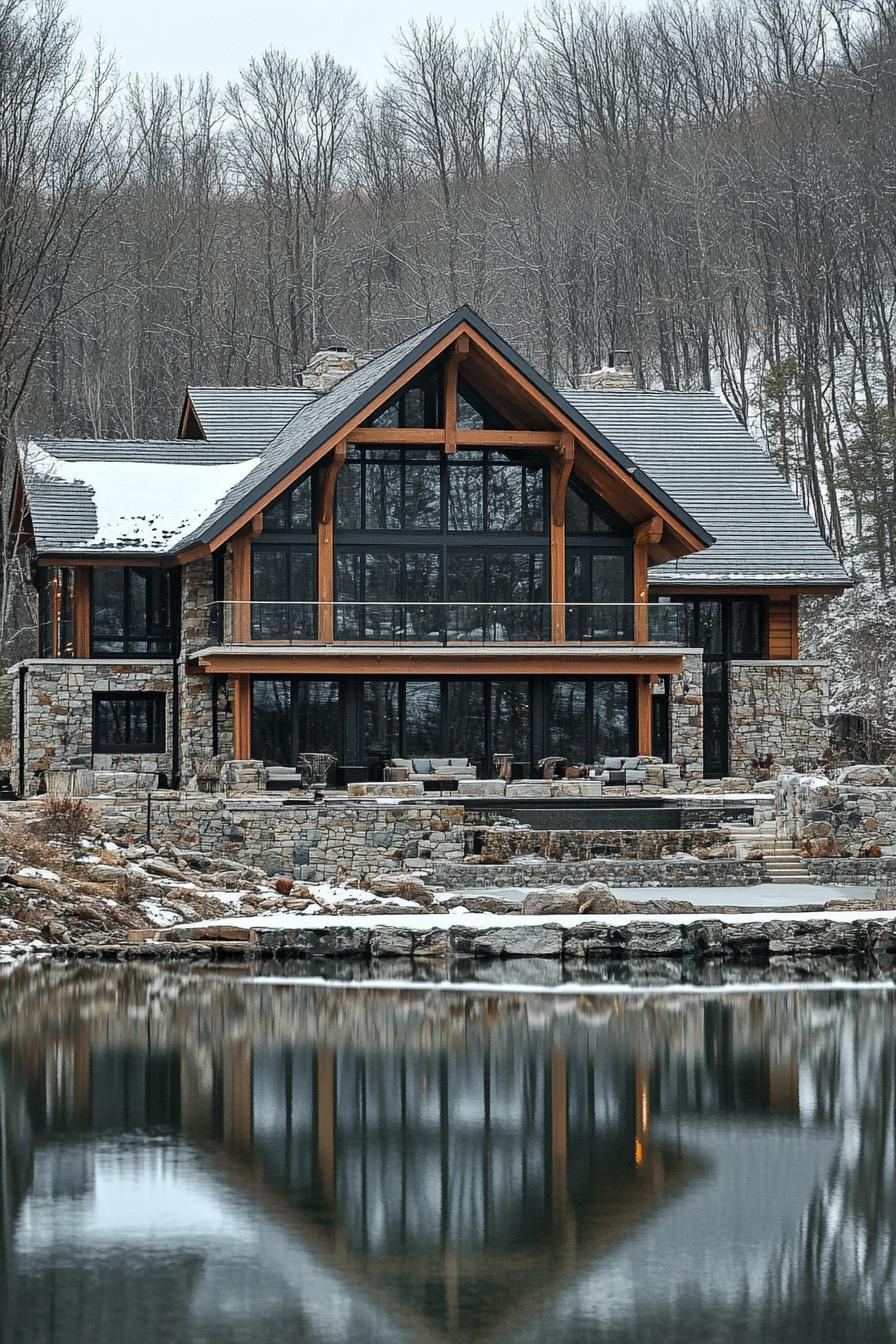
[{"xmin": 21, "ymin": 440, "xmax": 260, "ymax": 554}]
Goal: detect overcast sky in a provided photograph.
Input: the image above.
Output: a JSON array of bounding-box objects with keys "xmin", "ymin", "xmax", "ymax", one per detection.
[{"xmin": 71, "ymin": 0, "xmax": 532, "ymax": 87}]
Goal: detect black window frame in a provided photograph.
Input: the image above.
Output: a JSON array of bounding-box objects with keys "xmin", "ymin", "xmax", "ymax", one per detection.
[
  {"xmin": 92, "ymin": 692, "xmax": 166, "ymax": 754},
  {"xmin": 90, "ymin": 567, "xmax": 179, "ymax": 657}
]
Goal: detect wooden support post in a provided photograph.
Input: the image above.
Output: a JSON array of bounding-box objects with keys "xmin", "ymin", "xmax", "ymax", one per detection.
[
  {"xmin": 637, "ymin": 675, "xmax": 653, "ymax": 756},
  {"xmin": 790, "ymin": 595, "xmax": 800, "ymax": 658},
  {"xmin": 232, "ymin": 674, "xmax": 251, "ymax": 759},
  {"xmin": 633, "ymin": 516, "xmax": 663, "ymax": 645},
  {"xmin": 550, "ymin": 433, "xmax": 575, "ymax": 641},
  {"xmin": 49, "ymin": 570, "xmax": 61, "ymax": 658},
  {"xmin": 73, "ymin": 568, "xmax": 91, "ymax": 657},
  {"xmin": 230, "ymin": 531, "xmax": 252, "ymax": 643},
  {"xmin": 443, "ymin": 334, "xmax": 469, "ymax": 455},
  {"xmin": 317, "ymin": 443, "xmax": 347, "ymax": 643}
]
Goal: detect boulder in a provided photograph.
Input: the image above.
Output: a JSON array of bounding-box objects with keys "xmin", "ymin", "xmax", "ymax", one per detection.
[
  {"xmin": 575, "ymin": 882, "xmax": 620, "ymax": 914},
  {"xmin": 468, "ymin": 923, "xmax": 564, "ymax": 958},
  {"xmin": 521, "ymin": 891, "xmax": 581, "ymax": 915},
  {"xmin": 369, "ymin": 875, "xmax": 435, "ymax": 905},
  {"xmin": 837, "ymin": 764, "xmax": 896, "ymax": 787}
]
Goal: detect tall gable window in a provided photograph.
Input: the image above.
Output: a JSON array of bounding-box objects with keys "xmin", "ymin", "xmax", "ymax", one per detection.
[
  {"xmin": 253, "ymin": 473, "xmax": 317, "ymax": 639},
  {"xmin": 564, "ymin": 480, "xmax": 633, "ymax": 640},
  {"xmin": 91, "ymin": 569, "xmax": 177, "ymax": 656},
  {"xmin": 367, "ymin": 368, "xmax": 442, "ymax": 429}
]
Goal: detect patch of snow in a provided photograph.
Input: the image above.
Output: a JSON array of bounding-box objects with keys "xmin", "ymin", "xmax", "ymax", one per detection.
[
  {"xmin": 138, "ymin": 898, "xmax": 181, "ymax": 928},
  {"xmin": 16, "ymin": 866, "xmax": 60, "ymax": 881},
  {"xmin": 23, "ymin": 440, "xmax": 260, "ymax": 552}
]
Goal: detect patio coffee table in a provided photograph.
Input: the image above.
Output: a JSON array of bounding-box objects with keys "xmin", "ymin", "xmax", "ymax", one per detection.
[{"xmin": 422, "ymin": 776, "xmax": 460, "ymax": 792}]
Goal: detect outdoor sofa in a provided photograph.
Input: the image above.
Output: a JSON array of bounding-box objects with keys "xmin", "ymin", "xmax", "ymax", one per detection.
[{"xmin": 386, "ymin": 757, "xmax": 477, "ymax": 782}]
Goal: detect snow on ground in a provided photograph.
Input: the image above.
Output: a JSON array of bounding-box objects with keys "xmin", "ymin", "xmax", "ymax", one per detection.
[
  {"xmin": 16, "ymin": 866, "xmax": 61, "ymax": 882},
  {"xmin": 176, "ymin": 896, "xmax": 892, "ymax": 935},
  {"xmin": 138, "ymin": 899, "xmax": 182, "ymax": 928}
]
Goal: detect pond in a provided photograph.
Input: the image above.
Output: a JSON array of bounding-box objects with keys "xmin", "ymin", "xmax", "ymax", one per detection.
[{"xmin": 1, "ymin": 959, "xmax": 895, "ymax": 1344}]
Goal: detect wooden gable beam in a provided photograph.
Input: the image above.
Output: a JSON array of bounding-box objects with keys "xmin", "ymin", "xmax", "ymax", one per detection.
[{"xmin": 177, "ymin": 319, "xmax": 707, "ymax": 562}]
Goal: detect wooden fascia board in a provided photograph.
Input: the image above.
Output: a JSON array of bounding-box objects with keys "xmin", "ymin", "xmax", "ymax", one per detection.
[
  {"xmin": 194, "ymin": 651, "xmax": 686, "ymax": 677},
  {"xmin": 649, "ymin": 584, "xmax": 848, "ymax": 598},
  {"xmin": 177, "ymin": 392, "xmax": 204, "ymax": 440},
  {"xmin": 36, "ymin": 553, "xmax": 168, "ymax": 568}
]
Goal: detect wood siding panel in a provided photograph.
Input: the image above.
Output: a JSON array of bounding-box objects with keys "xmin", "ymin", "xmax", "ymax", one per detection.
[{"xmin": 768, "ymin": 597, "xmax": 797, "ymax": 659}]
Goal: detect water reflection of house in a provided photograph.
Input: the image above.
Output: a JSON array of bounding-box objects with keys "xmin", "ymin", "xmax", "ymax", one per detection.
[{"xmin": 1, "ymin": 975, "xmax": 846, "ymax": 1344}]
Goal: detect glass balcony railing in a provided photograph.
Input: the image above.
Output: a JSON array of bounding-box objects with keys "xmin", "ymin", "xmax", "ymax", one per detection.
[{"xmin": 207, "ymin": 601, "xmax": 687, "ymax": 647}]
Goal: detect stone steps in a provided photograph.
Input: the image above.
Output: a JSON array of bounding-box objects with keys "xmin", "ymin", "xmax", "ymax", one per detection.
[{"xmin": 727, "ymin": 823, "xmax": 811, "ymax": 883}]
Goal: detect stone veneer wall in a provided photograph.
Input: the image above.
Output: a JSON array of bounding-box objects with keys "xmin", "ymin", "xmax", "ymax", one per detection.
[
  {"xmin": 729, "ymin": 661, "xmax": 829, "ymax": 778},
  {"xmin": 669, "ymin": 651, "xmax": 703, "ymax": 780},
  {"xmin": 10, "ymin": 659, "xmax": 175, "ymax": 795},
  {"xmin": 777, "ymin": 770, "xmax": 896, "ymax": 858},
  {"xmin": 179, "ymin": 558, "xmax": 234, "ymax": 779}
]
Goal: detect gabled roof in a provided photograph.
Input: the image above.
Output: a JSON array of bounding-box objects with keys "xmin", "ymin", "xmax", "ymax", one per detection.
[
  {"xmin": 565, "ymin": 390, "xmax": 850, "ymax": 588},
  {"xmin": 175, "ymin": 307, "xmax": 714, "ymax": 553},
  {"xmin": 21, "ymin": 439, "xmax": 260, "ymax": 555},
  {"xmin": 183, "ymin": 385, "xmax": 318, "ymax": 450}
]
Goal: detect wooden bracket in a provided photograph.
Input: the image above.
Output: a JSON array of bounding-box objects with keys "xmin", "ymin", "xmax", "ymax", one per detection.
[
  {"xmin": 550, "ymin": 432, "xmax": 576, "ymax": 527},
  {"xmin": 444, "ymin": 336, "xmax": 470, "ymax": 455},
  {"xmin": 634, "ymin": 515, "xmax": 664, "ymax": 546},
  {"xmin": 318, "ymin": 441, "xmax": 347, "ymax": 526}
]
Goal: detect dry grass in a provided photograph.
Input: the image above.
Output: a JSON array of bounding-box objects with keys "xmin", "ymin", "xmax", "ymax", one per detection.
[{"xmin": 39, "ymin": 796, "xmax": 98, "ymax": 841}]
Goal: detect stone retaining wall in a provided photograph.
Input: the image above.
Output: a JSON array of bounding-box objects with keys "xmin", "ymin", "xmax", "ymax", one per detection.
[
  {"xmin": 480, "ymin": 826, "xmax": 735, "ymax": 862},
  {"xmin": 729, "ymin": 661, "xmax": 829, "ymax": 778},
  {"xmin": 96, "ymin": 796, "xmax": 466, "ymax": 881},
  {"xmin": 11, "ymin": 659, "xmax": 175, "ymax": 795},
  {"xmin": 90, "ymin": 793, "xmax": 760, "ymax": 886},
  {"xmin": 778, "ymin": 770, "xmax": 896, "ymax": 858},
  {"xmin": 432, "ymin": 857, "xmax": 761, "ymax": 888}
]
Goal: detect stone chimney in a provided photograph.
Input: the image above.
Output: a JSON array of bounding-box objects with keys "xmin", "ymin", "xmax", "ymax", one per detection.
[
  {"xmin": 300, "ymin": 346, "xmax": 360, "ymax": 393},
  {"xmin": 581, "ymin": 349, "xmax": 636, "ymax": 391}
]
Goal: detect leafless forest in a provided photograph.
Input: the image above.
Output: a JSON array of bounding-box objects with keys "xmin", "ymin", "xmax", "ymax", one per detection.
[{"xmin": 2, "ymin": 0, "xmax": 896, "ymax": 709}]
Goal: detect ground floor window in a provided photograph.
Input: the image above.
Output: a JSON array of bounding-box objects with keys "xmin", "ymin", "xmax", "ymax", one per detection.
[
  {"xmin": 250, "ymin": 676, "xmax": 635, "ymax": 777},
  {"xmin": 92, "ymin": 693, "xmax": 166, "ymax": 753}
]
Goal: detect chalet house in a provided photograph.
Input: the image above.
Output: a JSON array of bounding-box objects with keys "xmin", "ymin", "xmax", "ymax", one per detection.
[{"xmin": 8, "ymin": 307, "xmax": 848, "ymax": 796}]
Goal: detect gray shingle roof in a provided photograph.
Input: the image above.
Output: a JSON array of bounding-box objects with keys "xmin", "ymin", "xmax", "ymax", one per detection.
[
  {"xmin": 563, "ymin": 390, "xmax": 850, "ymax": 588},
  {"xmin": 22, "ymin": 438, "xmax": 260, "ymax": 554},
  {"xmin": 178, "ymin": 307, "xmax": 712, "ymax": 551},
  {"xmin": 185, "ymin": 386, "xmax": 318, "ymax": 449}
]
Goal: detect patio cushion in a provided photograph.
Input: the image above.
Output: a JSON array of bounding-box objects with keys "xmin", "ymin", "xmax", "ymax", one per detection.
[
  {"xmin": 448, "ymin": 757, "xmax": 470, "ymax": 768},
  {"xmin": 412, "ymin": 758, "xmax": 432, "ymax": 774},
  {"xmin": 602, "ymin": 757, "xmax": 624, "ymax": 771},
  {"xmin": 391, "ymin": 758, "xmax": 412, "ymax": 772},
  {"xmin": 431, "ymin": 757, "xmax": 452, "ymax": 771}
]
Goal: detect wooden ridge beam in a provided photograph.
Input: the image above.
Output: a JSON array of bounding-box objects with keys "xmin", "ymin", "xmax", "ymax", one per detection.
[
  {"xmin": 344, "ymin": 428, "xmax": 562, "ymax": 447},
  {"xmin": 443, "ymin": 335, "xmax": 469, "ymax": 455}
]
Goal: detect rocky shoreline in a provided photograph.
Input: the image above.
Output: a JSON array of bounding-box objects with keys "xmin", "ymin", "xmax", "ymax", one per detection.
[{"xmin": 44, "ymin": 909, "xmax": 896, "ymax": 965}]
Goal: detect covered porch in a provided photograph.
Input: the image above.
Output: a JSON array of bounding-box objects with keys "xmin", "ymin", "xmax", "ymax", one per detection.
[{"xmin": 193, "ymin": 644, "xmax": 691, "ymax": 786}]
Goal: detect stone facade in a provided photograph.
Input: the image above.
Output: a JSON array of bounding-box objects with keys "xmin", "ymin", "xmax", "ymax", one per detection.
[
  {"xmin": 10, "ymin": 659, "xmax": 175, "ymax": 795},
  {"xmin": 432, "ymin": 857, "xmax": 761, "ymax": 889},
  {"xmin": 179, "ymin": 558, "xmax": 233, "ymax": 779},
  {"xmin": 669, "ymin": 651, "xmax": 703, "ymax": 780},
  {"xmin": 729, "ymin": 661, "xmax": 829, "ymax": 778}
]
